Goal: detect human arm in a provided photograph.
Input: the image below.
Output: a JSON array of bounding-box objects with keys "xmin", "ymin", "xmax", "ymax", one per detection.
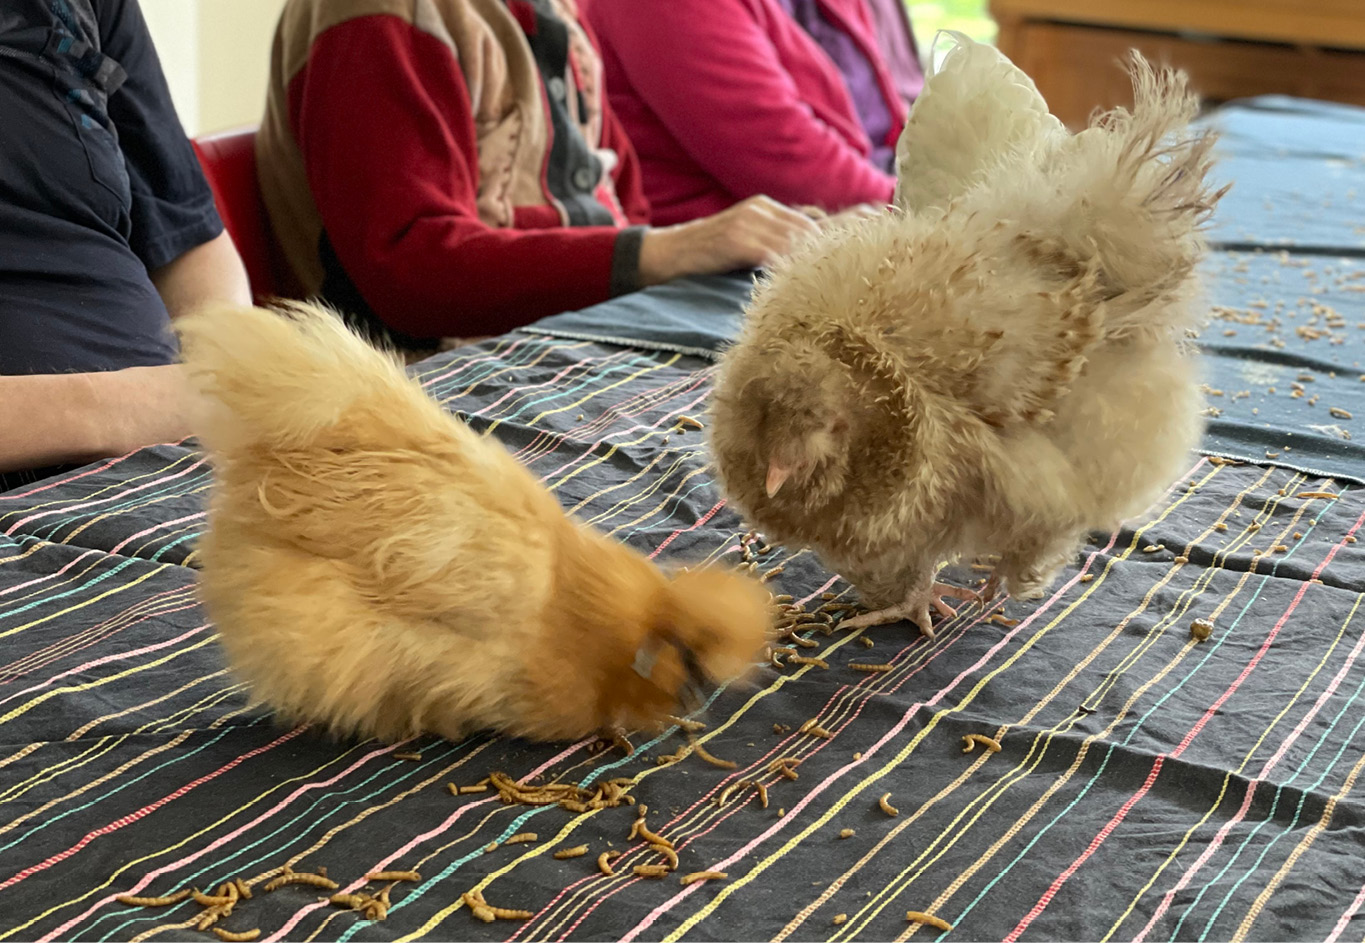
[
  {"xmin": 0, "ymin": 366, "xmax": 195, "ymax": 474},
  {"xmin": 587, "ymin": 0, "xmax": 896, "ymax": 211},
  {"xmin": 150, "ymin": 229, "xmax": 251, "ymax": 319}
]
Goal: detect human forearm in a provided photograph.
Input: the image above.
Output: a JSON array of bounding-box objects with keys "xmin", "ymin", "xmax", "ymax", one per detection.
[
  {"xmin": 150, "ymin": 229, "xmax": 251, "ymax": 319},
  {"xmin": 0, "ymin": 366, "xmax": 195, "ymax": 473}
]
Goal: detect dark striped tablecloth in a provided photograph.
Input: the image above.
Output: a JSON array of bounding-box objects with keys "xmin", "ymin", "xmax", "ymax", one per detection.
[{"xmin": 3, "ymin": 332, "xmax": 1365, "ymax": 942}]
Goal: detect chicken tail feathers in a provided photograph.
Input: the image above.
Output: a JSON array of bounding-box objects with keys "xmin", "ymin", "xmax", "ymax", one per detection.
[
  {"xmin": 176, "ymin": 301, "xmax": 445, "ymax": 456},
  {"xmin": 1035, "ymin": 54, "xmax": 1228, "ymax": 337}
]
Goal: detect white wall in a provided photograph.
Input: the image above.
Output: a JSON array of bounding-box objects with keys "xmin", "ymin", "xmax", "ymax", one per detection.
[
  {"xmin": 140, "ymin": 0, "xmax": 200, "ymax": 133},
  {"xmin": 139, "ymin": 0, "xmax": 287, "ymax": 137}
]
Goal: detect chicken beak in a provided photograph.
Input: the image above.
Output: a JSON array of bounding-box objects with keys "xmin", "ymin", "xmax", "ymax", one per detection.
[{"xmin": 765, "ymin": 462, "xmax": 791, "ymax": 498}]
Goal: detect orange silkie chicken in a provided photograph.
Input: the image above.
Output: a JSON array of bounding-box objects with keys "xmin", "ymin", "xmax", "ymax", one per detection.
[{"xmin": 177, "ymin": 302, "xmax": 770, "ymax": 745}]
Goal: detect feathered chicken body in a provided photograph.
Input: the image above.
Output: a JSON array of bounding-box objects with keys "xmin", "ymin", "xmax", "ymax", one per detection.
[
  {"xmin": 710, "ymin": 35, "xmax": 1226, "ymax": 636},
  {"xmin": 178, "ymin": 303, "xmax": 770, "ymax": 744}
]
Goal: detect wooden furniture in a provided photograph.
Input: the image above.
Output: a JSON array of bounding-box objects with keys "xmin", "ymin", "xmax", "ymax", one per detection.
[{"xmin": 989, "ymin": 0, "xmax": 1365, "ymax": 127}]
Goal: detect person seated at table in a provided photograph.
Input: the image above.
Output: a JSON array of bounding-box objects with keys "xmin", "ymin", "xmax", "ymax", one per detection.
[
  {"xmin": 580, "ymin": 0, "xmax": 911, "ymax": 225},
  {"xmin": 855, "ymin": 0, "xmax": 926, "ymax": 111},
  {"xmin": 0, "ymin": 0, "xmax": 252, "ymax": 491},
  {"xmin": 255, "ymin": 0, "xmax": 823, "ymax": 358}
]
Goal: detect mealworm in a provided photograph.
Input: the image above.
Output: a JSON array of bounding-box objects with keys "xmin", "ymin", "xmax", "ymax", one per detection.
[
  {"xmin": 484, "ymin": 842, "xmax": 500, "ymax": 852},
  {"xmin": 858, "ymin": 637, "xmax": 874, "ymax": 648},
  {"xmin": 680, "ymin": 871, "xmax": 728, "ymax": 885},
  {"xmin": 366, "ymin": 871, "xmax": 420, "ymax": 882},
  {"xmin": 806, "ymin": 725, "xmax": 833, "ymax": 739},
  {"xmin": 234, "ymin": 880, "xmax": 252, "ymax": 900},
  {"xmin": 651, "ymin": 843, "xmax": 680, "ymax": 870},
  {"xmin": 789, "ymin": 635, "xmax": 820, "ymax": 649},
  {"xmin": 1143, "ymin": 545, "xmax": 1161, "ymax": 553},
  {"xmin": 1080, "ymin": 574, "xmax": 1094, "ymax": 582},
  {"xmin": 196, "ymin": 910, "xmax": 223, "ymax": 930},
  {"xmin": 878, "ymin": 793, "xmax": 899, "ymax": 816},
  {"xmin": 988, "ymin": 614, "xmax": 1020, "ymax": 627},
  {"xmin": 560, "ymin": 799, "xmax": 590, "ymax": 812},
  {"xmin": 756, "ymin": 782, "xmax": 769, "ymax": 808},
  {"xmin": 553, "ymin": 846, "xmax": 589, "ymax": 859},
  {"xmin": 194, "ymin": 886, "xmax": 236, "ymax": 908},
  {"xmin": 688, "ymin": 733, "xmax": 738, "ymax": 769},
  {"xmin": 761, "ymin": 566, "xmax": 785, "ymax": 583},
  {"xmin": 773, "ymin": 724, "xmax": 790, "ymax": 734},
  {"xmin": 330, "ymin": 894, "xmax": 366, "ymax": 909},
  {"xmin": 833, "ymin": 913, "xmax": 848, "ymax": 925},
  {"xmin": 789, "ymin": 655, "xmax": 829, "ymax": 669},
  {"xmin": 116, "ymin": 890, "xmax": 193, "ymax": 907},
  {"xmin": 391, "ymin": 752, "xmax": 422, "ymax": 762},
  {"xmin": 1297, "ymin": 491, "xmax": 1339, "ymax": 499},
  {"xmin": 598, "ymin": 851, "xmax": 622, "ymax": 876},
  {"xmin": 1331, "ymin": 407, "xmax": 1353, "ymax": 419},
  {"xmin": 633, "ymin": 865, "xmax": 670, "ymax": 879},
  {"xmin": 906, "ymin": 911, "xmax": 954, "ymax": 931},
  {"xmin": 363, "ymin": 900, "xmax": 388, "ymax": 921},
  {"xmin": 463, "ymin": 889, "xmax": 531, "ymax": 921},
  {"xmin": 677, "ymin": 415, "xmax": 704, "ymax": 430},
  {"xmin": 506, "ymin": 833, "xmax": 538, "ymax": 845},
  {"xmin": 459, "ymin": 783, "xmax": 489, "ymax": 794},
  {"xmin": 447, "ymin": 783, "xmax": 459, "ymax": 796},
  {"xmin": 669, "ymin": 716, "xmax": 707, "ymax": 732},
  {"xmin": 716, "ymin": 780, "xmax": 747, "ymax": 807},
  {"xmin": 264, "ymin": 872, "xmax": 338, "ymax": 892},
  {"xmin": 850, "ymin": 663, "xmax": 892, "ymax": 673},
  {"xmin": 839, "ymin": 828, "xmax": 855, "ymax": 838},
  {"xmin": 212, "ymin": 929, "xmax": 261, "ymax": 942},
  {"xmin": 635, "ymin": 821, "xmax": 673, "ymax": 849},
  {"xmin": 961, "ymin": 734, "xmax": 1002, "ymax": 754}
]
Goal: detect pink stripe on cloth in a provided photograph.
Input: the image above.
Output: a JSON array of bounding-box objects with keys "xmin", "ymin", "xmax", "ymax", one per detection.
[
  {"xmin": 107, "ymin": 513, "xmax": 206, "ymax": 556},
  {"xmin": 0, "ymin": 624, "xmax": 210, "ymax": 708},
  {"xmin": 418, "ymin": 336, "xmax": 531, "ymax": 390},
  {"xmin": 29, "ymin": 728, "xmax": 427, "ymax": 942},
  {"xmin": 1009, "ymin": 508, "xmax": 1365, "ymax": 943},
  {"xmin": 3, "ymin": 459, "xmax": 207, "ymax": 536},
  {"xmin": 648, "ymin": 501, "xmax": 727, "ymax": 560},
  {"xmin": 1131, "ymin": 527, "xmax": 1365, "ymax": 942},
  {"xmin": 0, "ymin": 548, "xmax": 102, "ymax": 598},
  {"xmin": 1327, "ymin": 879, "xmax": 1365, "ymax": 943},
  {"xmin": 614, "ymin": 537, "xmax": 1116, "ymax": 943},
  {"xmin": 9, "ymin": 727, "xmax": 305, "ymax": 906},
  {"xmin": 262, "ymin": 740, "xmax": 589, "ymax": 942},
  {"xmin": 0, "ymin": 453, "xmax": 136, "ymax": 503}
]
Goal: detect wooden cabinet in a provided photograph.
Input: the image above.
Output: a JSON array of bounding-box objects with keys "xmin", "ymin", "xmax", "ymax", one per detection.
[{"xmin": 989, "ymin": 0, "xmax": 1365, "ymax": 127}]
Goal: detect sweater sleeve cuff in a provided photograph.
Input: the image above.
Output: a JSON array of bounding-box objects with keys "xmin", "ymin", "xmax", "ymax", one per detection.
[{"xmin": 610, "ymin": 226, "xmax": 647, "ymax": 297}]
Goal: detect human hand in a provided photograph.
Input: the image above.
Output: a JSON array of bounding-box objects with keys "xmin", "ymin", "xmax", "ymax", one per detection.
[{"xmin": 638, "ymin": 195, "xmax": 822, "ymax": 286}]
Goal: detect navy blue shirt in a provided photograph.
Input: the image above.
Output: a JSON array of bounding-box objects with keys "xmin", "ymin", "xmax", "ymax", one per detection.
[{"xmin": 0, "ymin": 0, "xmax": 223, "ymax": 375}]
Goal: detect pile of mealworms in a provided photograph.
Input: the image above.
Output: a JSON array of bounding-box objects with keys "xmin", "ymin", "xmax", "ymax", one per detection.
[
  {"xmin": 448, "ymin": 771, "xmax": 638, "ymax": 812},
  {"xmin": 114, "ymin": 864, "xmax": 423, "ymax": 938}
]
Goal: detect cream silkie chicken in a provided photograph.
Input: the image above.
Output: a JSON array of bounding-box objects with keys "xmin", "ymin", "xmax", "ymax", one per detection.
[
  {"xmin": 709, "ymin": 34, "xmax": 1226, "ymax": 637},
  {"xmin": 177, "ymin": 302, "xmax": 771, "ymax": 745}
]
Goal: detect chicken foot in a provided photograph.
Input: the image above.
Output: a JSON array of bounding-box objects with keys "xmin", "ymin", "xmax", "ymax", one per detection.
[{"xmin": 840, "ymin": 581, "xmax": 979, "ymax": 639}]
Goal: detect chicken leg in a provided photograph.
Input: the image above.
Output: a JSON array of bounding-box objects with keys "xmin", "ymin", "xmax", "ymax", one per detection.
[{"xmin": 841, "ymin": 581, "xmax": 980, "ymax": 639}]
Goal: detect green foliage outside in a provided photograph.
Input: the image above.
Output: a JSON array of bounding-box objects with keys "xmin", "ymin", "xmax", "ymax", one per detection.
[{"xmin": 906, "ymin": 0, "xmax": 997, "ymax": 60}]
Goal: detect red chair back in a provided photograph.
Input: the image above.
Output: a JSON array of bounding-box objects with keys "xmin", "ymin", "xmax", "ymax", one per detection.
[{"xmin": 192, "ymin": 128, "xmax": 299, "ymax": 302}]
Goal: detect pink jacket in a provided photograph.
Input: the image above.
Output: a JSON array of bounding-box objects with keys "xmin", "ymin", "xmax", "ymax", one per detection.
[{"xmin": 582, "ymin": 0, "xmax": 903, "ymax": 225}]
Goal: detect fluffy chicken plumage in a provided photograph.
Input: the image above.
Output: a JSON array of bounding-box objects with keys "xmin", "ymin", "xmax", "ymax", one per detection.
[
  {"xmin": 710, "ymin": 36, "xmax": 1226, "ymax": 636},
  {"xmin": 178, "ymin": 302, "xmax": 770, "ymax": 744}
]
